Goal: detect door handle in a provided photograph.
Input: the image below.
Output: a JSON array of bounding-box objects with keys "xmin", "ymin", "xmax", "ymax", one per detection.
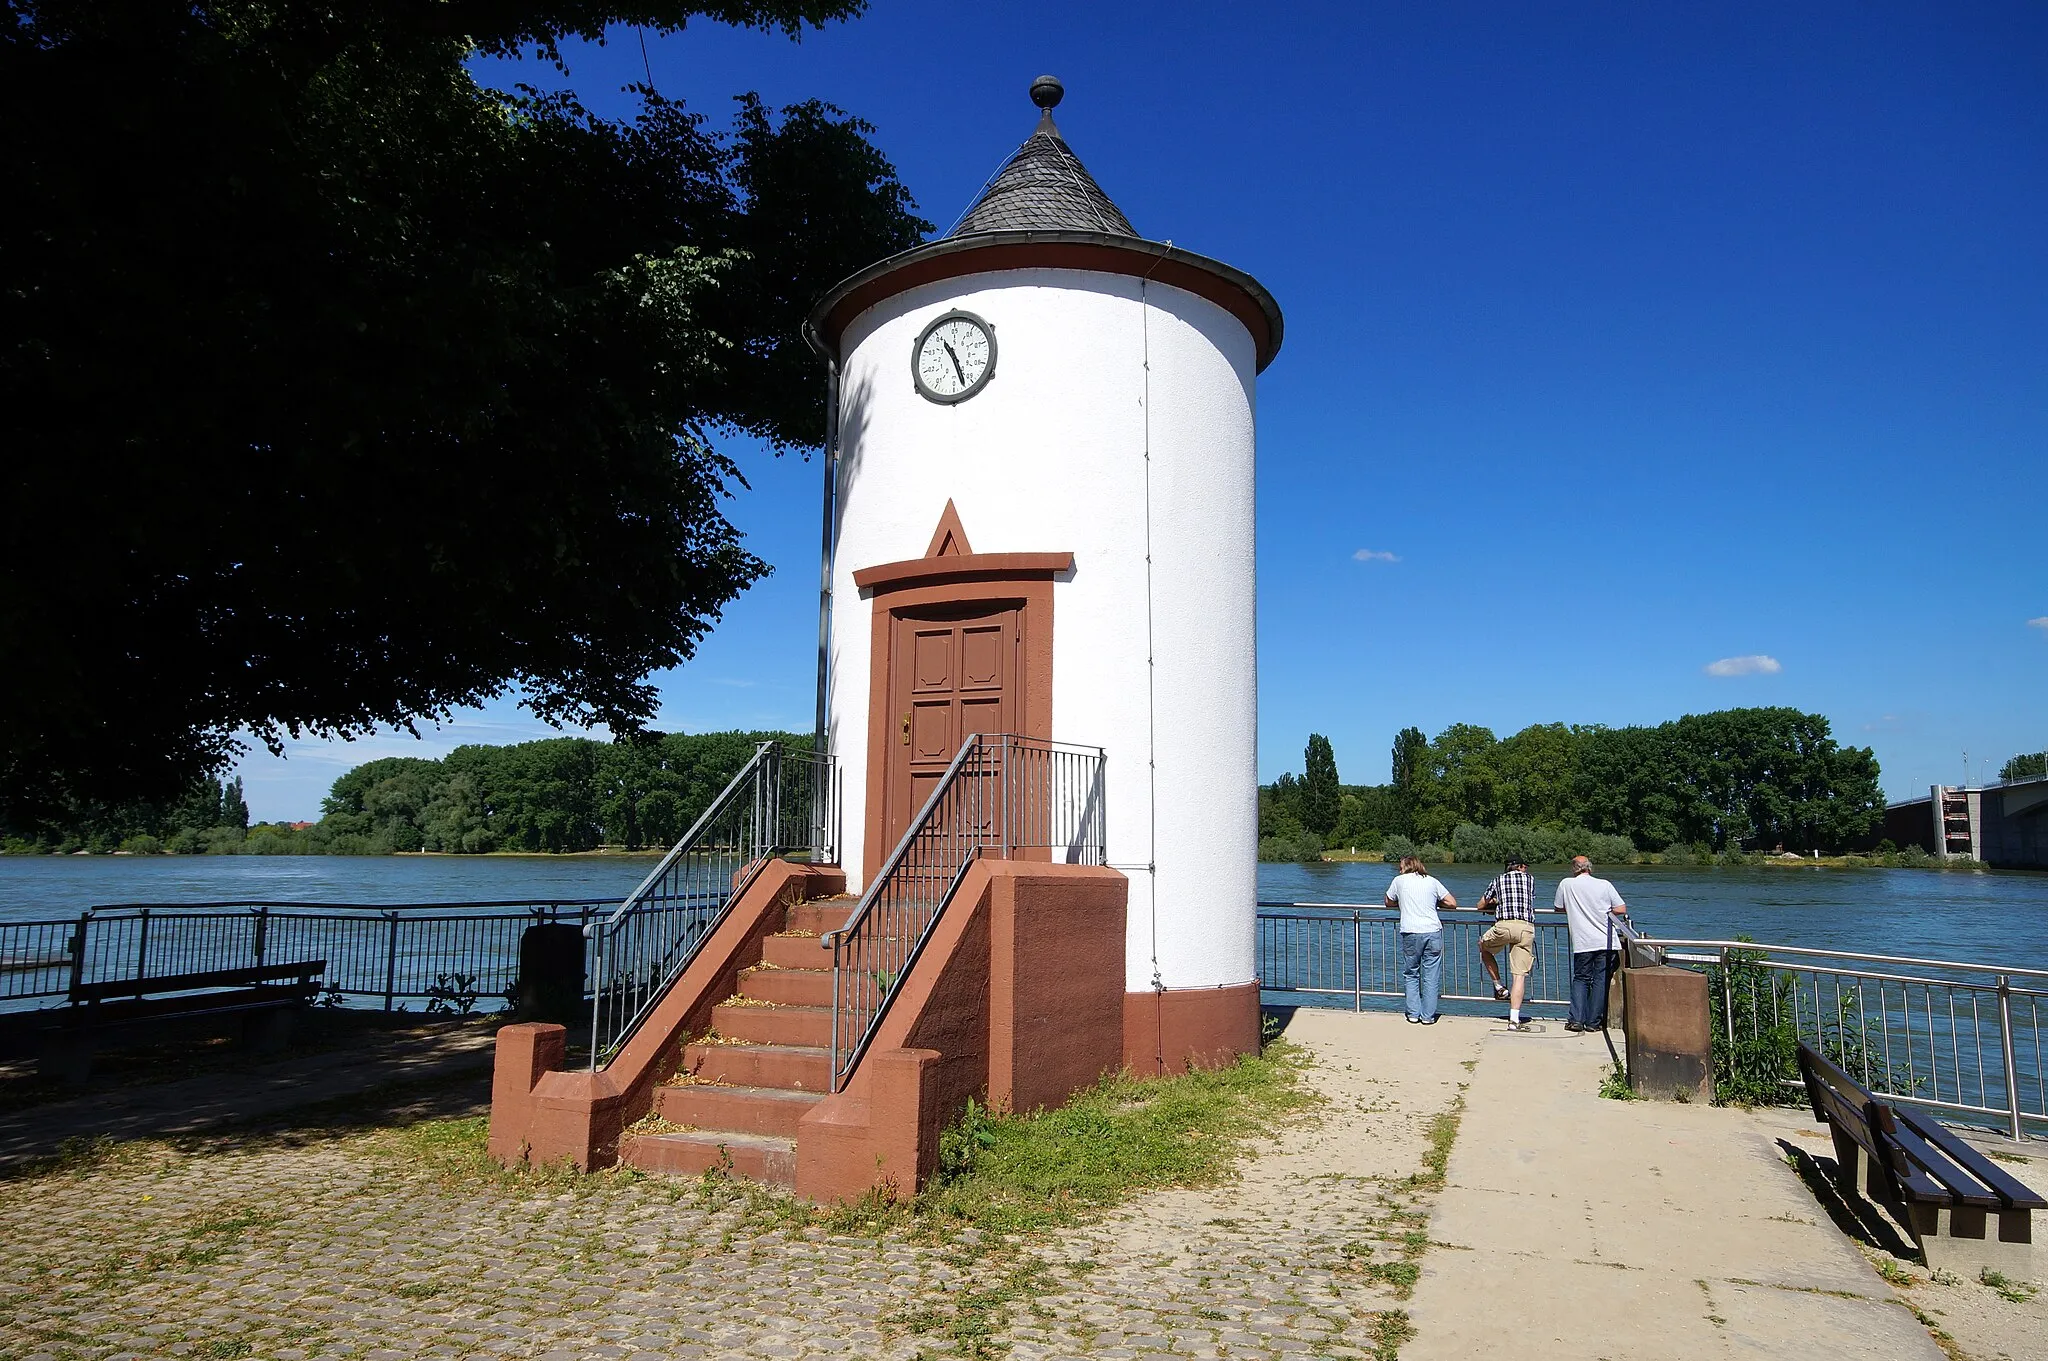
[{"xmin": 901, "ymin": 712, "xmax": 911, "ymax": 745}]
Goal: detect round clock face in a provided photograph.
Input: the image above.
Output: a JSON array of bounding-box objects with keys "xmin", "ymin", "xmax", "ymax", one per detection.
[{"xmin": 912, "ymin": 311, "xmax": 996, "ymax": 404}]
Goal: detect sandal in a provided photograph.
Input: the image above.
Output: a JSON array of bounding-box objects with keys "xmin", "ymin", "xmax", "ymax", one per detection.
[{"xmin": 1491, "ymin": 984, "xmax": 1509, "ymax": 1002}]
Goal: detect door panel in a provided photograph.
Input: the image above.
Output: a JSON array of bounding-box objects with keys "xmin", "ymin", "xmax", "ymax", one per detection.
[{"xmin": 885, "ymin": 605, "xmax": 1018, "ymax": 856}]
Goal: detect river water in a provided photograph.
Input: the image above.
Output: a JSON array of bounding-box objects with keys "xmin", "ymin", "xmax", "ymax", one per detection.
[{"xmin": 1, "ymin": 855, "xmax": 2042, "ymax": 966}]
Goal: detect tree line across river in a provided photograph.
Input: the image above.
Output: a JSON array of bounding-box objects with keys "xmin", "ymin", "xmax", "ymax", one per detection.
[
  {"xmin": 1, "ymin": 731, "xmax": 807, "ymax": 856},
  {"xmin": 7, "ymin": 707, "xmax": 2013, "ymax": 861},
  {"xmin": 1261, "ymin": 706, "xmax": 1897, "ymax": 865}
]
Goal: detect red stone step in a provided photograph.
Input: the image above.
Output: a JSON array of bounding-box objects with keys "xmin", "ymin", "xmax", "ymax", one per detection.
[
  {"xmin": 655, "ymin": 1083, "xmax": 823, "ymax": 1138},
  {"xmin": 619, "ymin": 1129, "xmax": 796, "ymax": 1186},
  {"xmin": 739, "ymin": 966, "xmax": 833, "ymax": 1008},
  {"xmin": 680, "ymin": 1041, "xmax": 831, "ymax": 1092},
  {"xmin": 785, "ymin": 900, "xmax": 855, "ymax": 936},
  {"xmin": 711, "ymin": 1002, "xmax": 832, "ymax": 1048},
  {"xmin": 761, "ymin": 933, "xmax": 835, "ymax": 970}
]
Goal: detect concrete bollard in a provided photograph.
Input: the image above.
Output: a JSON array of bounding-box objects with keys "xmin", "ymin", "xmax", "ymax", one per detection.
[{"xmin": 1622, "ymin": 966, "xmax": 1713, "ymax": 1103}]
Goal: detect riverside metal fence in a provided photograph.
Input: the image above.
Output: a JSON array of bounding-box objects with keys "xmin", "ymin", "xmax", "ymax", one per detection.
[
  {"xmin": 0, "ymin": 899, "xmax": 612, "ymax": 1013},
  {"xmin": 1640, "ymin": 936, "xmax": 2048, "ymax": 1138},
  {"xmin": 1256, "ymin": 903, "xmax": 1583, "ymax": 1011}
]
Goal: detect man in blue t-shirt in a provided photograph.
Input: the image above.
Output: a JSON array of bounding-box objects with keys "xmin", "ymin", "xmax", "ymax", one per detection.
[
  {"xmin": 1385, "ymin": 855, "xmax": 1458, "ymax": 1024},
  {"xmin": 1555, "ymin": 856, "xmax": 1629, "ymax": 1032}
]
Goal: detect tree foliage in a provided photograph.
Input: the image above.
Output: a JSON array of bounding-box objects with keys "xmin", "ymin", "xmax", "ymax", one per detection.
[
  {"xmin": 2001, "ymin": 752, "xmax": 2046, "ymax": 782},
  {"xmin": 1, "ymin": 775, "xmax": 250, "ymax": 855},
  {"xmin": 1263, "ymin": 707, "xmax": 1884, "ymax": 857},
  {"xmin": 1299, "ymin": 734, "xmax": 1341, "ymax": 838},
  {"xmin": 0, "ymin": 0, "xmax": 928, "ymax": 821},
  {"xmin": 4, "ymin": 730, "xmax": 802, "ymax": 855}
]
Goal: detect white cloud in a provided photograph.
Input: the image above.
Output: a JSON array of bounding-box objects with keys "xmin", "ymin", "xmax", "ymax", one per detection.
[
  {"xmin": 1704, "ymin": 654, "xmax": 1782, "ymax": 678},
  {"xmin": 1352, "ymin": 548, "xmax": 1400, "ymax": 563},
  {"xmin": 2029, "ymin": 616, "xmax": 2048, "ymax": 632}
]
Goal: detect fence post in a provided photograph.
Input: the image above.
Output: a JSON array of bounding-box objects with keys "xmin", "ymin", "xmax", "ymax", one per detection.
[
  {"xmin": 253, "ymin": 905, "xmax": 269, "ymax": 964},
  {"xmin": 1996, "ymin": 974, "xmax": 2023, "ymax": 1141},
  {"xmin": 383, "ymin": 911, "xmax": 401, "ymax": 1011},
  {"xmin": 68, "ymin": 911, "xmax": 90, "ymax": 999},
  {"xmin": 1352, "ymin": 911, "xmax": 1363, "ymax": 1012},
  {"xmin": 1720, "ymin": 947, "xmax": 1735, "ymax": 1053},
  {"xmin": 133, "ymin": 908, "xmax": 152, "ymax": 996}
]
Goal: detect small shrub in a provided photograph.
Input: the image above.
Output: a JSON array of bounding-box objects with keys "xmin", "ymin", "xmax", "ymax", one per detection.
[
  {"xmin": 424, "ymin": 972, "xmax": 482, "ymax": 1016},
  {"xmin": 1661, "ymin": 841, "xmax": 1695, "ymax": 867},
  {"xmin": 1707, "ymin": 942, "xmax": 1802, "ymax": 1107},
  {"xmin": 1379, "ymin": 834, "xmax": 1419, "ymax": 863}
]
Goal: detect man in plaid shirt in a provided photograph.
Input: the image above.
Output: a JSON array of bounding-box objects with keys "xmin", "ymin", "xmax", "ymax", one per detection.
[{"xmin": 1477, "ymin": 855, "xmax": 1538, "ymax": 1029}]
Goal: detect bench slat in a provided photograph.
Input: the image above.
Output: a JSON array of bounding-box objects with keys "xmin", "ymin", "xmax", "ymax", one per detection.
[
  {"xmin": 55, "ymin": 984, "xmax": 321, "ymax": 1030},
  {"xmin": 1887, "ymin": 1121, "xmax": 2001, "ymax": 1207},
  {"xmin": 72, "ymin": 960, "xmax": 325, "ymax": 1004},
  {"xmin": 1895, "ymin": 1109, "xmax": 2048, "ymax": 1212}
]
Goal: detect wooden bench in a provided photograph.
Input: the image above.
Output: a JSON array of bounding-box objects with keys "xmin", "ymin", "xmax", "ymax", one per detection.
[
  {"xmin": 39, "ymin": 960, "xmax": 326, "ymax": 1083},
  {"xmin": 1797, "ymin": 1040, "xmax": 2043, "ymax": 1277}
]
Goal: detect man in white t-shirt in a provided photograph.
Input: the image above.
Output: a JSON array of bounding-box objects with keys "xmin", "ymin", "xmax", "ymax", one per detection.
[
  {"xmin": 1555, "ymin": 855, "xmax": 1629, "ymax": 1032},
  {"xmin": 1385, "ymin": 856, "xmax": 1458, "ymax": 1024}
]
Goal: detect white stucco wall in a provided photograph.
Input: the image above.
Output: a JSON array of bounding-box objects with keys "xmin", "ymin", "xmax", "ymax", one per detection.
[{"xmin": 826, "ymin": 266, "xmax": 1258, "ymax": 993}]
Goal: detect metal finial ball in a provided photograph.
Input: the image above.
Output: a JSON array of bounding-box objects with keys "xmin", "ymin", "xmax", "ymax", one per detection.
[{"xmin": 1030, "ymin": 75, "xmax": 1064, "ymax": 110}]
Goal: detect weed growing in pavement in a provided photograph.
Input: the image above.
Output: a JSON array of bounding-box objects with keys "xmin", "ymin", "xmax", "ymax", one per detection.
[
  {"xmin": 1872, "ymin": 1256, "xmax": 1915, "ymax": 1287},
  {"xmin": 1979, "ymin": 1267, "xmax": 2037, "ymax": 1303},
  {"xmin": 1597, "ymin": 1062, "xmax": 1637, "ymax": 1101},
  {"xmin": 1404, "ymin": 1092, "xmax": 1465, "ymax": 1193},
  {"xmin": 1366, "ymin": 1308, "xmax": 1416, "ymax": 1360}
]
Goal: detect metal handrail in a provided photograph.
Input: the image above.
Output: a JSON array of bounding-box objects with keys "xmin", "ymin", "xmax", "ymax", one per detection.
[
  {"xmin": 585, "ymin": 741, "xmax": 839, "ymax": 1067},
  {"xmin": 824, "ymin": 733, "xmax": 1106, "ymax": 1092},
  {"xmin": 1635, "ymin": 936, "xmax": 2048, "ymax": 983}
]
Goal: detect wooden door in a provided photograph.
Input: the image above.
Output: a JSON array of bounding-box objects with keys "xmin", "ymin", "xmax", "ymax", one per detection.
[{"xmin": 884, "ymin": 605, "xmax": 1017, "ymax": 854}]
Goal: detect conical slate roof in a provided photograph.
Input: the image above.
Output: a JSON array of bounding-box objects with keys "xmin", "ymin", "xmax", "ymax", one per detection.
[{"xmin": 946, "ymin": 80, "xmax": 1136, "ymax": 238}]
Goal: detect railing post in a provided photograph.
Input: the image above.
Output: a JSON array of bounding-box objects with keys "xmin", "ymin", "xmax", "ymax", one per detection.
[
  {"xmin": 1996, "ymin": 974, "xmax": 2024, "ymax": 1140},
  {"xmin": 1352, "ymin": 910, "xmax": 1363, "ymax": 1012},
  {"xmin": 253, "ymin": 904, "xmax": 269, "ymax": 964},
  {"xmin": 68, "ymin": 911, "xmax": 90, "ymax": 999},
  {"xmin": 830, "ymin": 938, "xmax": 843, "ymax": 1092},
  {"xmin": 1720, "ymin": 947, "xmax": 1735, "ymax": 1052},
  {"xmin": 133, "ymin": 908, "xmax": 151, "ymax": 996},
  {"xmin": 382, "ymin": 911, "xmax": 400, "ymax": 1011}
]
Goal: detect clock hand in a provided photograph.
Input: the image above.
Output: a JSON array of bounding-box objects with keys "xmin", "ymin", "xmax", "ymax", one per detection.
[{"xmin": 942, "ymin": 339, "xmax": 966, "ymax": 386}]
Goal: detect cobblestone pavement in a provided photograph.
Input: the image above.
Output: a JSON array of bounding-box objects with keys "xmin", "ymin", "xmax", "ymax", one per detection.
[
  {"xmin": 0, "ymin": 1010, "xmax": 1470, "ymax": 1361},
  {"xmin": 0, "ymin": 1016, "xmax": 499, "ymax": 1170}
]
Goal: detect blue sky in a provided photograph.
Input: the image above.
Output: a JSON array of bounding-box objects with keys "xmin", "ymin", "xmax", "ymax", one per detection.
[{"xmin": 235, "ymin": 1, "xmax": 2048, "ymax": 821}]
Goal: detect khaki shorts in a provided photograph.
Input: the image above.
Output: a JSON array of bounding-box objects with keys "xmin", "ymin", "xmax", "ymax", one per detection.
[{"xmin": 1480, "ymin": 918, "xmax": 1537, "ymax": 976}]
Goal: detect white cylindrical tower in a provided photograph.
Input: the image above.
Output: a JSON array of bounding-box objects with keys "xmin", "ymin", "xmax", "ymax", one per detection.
[{"xmin": 808, "ymin": 77, "xmax": 1282, "ymax": 1068}]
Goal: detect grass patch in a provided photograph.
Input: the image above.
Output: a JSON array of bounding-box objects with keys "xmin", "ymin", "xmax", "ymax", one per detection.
[
  {"xmin": 0, "ymin": 1133, "xmax": 130, "ymax": 1183},
  {"xmin": 903, "ymin": 1039, "xmax": 1318, "ymax": 1236}
]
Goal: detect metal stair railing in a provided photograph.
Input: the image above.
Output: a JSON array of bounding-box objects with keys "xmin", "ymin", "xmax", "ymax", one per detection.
[
  {"xmin": 823, "ymin": 734, "xmax": 1105, "ymax": 1092},
  {"xmin": 586, "ymin": 741, "xmax": 839, "ymax": 1067}
]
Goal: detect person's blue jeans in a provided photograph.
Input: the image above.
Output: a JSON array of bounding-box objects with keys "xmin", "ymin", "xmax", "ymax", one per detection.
[
  {"xmin": 1400, "ymin": 930, "xmax": 1443, "ymax": 1021},
  {"xmin": 1571, "ymin": 949, "xmax": 1617, "ymax": 1028}
]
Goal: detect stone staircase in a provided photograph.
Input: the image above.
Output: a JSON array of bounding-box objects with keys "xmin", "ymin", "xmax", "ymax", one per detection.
[{"xmin": 618, "ymin": 894, "xmax": 852, "ymax": 1186}]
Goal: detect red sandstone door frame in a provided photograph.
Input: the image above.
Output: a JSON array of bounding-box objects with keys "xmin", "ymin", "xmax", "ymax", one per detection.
[{"xmin": 852, "ymin": 512, "xmax": 1069, "ymax": 885}]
